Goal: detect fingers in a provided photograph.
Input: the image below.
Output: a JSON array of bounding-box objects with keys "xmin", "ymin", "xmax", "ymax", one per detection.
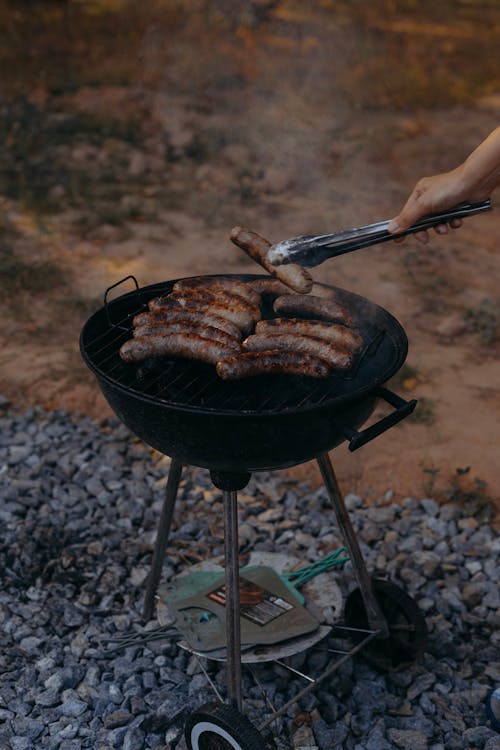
[
  {"xmin": 434, "ymin": 224, "xmax": 448, "ymax": 235},
  {"xmin": 388, "ymin": 192, "xmax": 430, "ymax": 235},
  {"xmin": 415, "ymin": 230, "xmax": 429, "ymax": 244},
  {"xmin": 391, "ymin": 219, "xmax": 461, "ymax": 246}
]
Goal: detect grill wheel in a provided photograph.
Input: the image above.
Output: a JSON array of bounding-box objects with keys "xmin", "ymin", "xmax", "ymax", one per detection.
[
  {"xmin": 344, "ymin": 578, "xmax": 428, "ymax": 672},
  {"xmin": 185, "ymin": 702, "xmax": 269, "ymax": 750}
]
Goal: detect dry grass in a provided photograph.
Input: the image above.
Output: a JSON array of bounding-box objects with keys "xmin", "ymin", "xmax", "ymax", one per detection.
[
  {"xmin": 0, "ymin": 218, "xmax": 66, "ymax": 299},
  {"xmin": 464, "ymin": 299, "xmax": 500, "ymax": 346},
  {"xmin": 0, "ymin": 0, "xmax": 498, "ymax": 108},
  {"xmin": 410, "ymin": 396, "xmax": 437, "ymax": 425}
]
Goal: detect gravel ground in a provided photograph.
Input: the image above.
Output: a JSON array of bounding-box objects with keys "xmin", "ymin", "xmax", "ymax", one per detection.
[{"xmin": 1, "ymin": 407, "xmax": 499, "ymax": 750}]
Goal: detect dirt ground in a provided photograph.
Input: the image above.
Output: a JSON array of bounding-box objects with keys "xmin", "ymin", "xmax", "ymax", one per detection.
[{"xmin": 1, "ymin": 1, "xmax": 499, "ymax": 515}]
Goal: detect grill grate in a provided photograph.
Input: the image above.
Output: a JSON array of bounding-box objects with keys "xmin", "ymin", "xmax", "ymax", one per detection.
[{"xmin": 83, "ymin": 290, "xmax": 388, "ymax": 414}]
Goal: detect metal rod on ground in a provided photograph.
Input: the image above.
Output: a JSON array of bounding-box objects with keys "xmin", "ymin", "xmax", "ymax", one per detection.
[
  {"xmin": 223, "ymin": 489, "xmax": 243, "ymax": 711},
  {"xmin": 194, "ymin": 655, "xmax": 224, "ymax": 703},
  {"xmin": 143, "ymin": 458, "xmax": 183, "ymax": 621},
  {"xmin": 273, "ymin": 660, "xmax": 315, "ymax": 683},
  {"xmin": 258, "ymin": 631, "xmax": 378, "ymax": 731},
  {"xmin": 317, "ymin": 453, "xmax": 389, "ymax": 638}
]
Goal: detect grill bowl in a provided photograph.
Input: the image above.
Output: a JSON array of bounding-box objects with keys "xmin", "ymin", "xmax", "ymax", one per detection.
[{"xmin": 80, "ymin": 275, "xmax": 409, "ymax": 471}]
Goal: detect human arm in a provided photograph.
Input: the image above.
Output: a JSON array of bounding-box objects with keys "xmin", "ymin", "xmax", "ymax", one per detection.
[{"xmin": 388, "ymin": 126, "xmax": 500, "ymax": 243}]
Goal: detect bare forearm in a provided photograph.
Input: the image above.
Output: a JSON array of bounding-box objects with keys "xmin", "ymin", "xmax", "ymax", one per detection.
[{"xmin": 461, "ymin": 126, "xmax": 500, "ymax": 199}]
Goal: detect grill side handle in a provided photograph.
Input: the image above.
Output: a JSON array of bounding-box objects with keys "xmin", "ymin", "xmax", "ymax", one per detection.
[
  {"xmin": 104, "ymin": 275, "xmax": 140, "ymax": 330},
  {"xmin": 342, "ymin": 387, "xmax": 417, "ymax": 452}
]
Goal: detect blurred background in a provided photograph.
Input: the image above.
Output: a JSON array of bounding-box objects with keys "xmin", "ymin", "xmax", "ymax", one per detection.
[{"xmin": 1, "ymin": 0, "xmax": 499, "ymax": 510}]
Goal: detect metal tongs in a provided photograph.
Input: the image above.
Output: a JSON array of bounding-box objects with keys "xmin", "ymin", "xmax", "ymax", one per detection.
[{"xmin": 266, "ymin": 199, "xmax": 492, "ymax": 268}]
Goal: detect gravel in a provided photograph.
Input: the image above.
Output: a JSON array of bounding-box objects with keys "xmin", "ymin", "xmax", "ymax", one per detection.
[{"xmin": 1, "ymin": 406, "xmax": 499, "ymax": 749}]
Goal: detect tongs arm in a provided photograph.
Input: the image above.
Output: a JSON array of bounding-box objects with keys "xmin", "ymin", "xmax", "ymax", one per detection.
[{"xmin": 266, "ymin": 200, "xmax": 492, "ymax": 268}]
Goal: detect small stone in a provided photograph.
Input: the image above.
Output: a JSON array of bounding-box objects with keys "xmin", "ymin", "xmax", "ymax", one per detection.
[
  {"xmin": 313, "ymin": 716, "xmax": 348, "ymax": 749},
  {"xmin": 465, "ymin": 560, "xmax": 482, "ymax": 575},
  {"xmin": 345, "ymin": 493, "xmax": 363, "ymax": 510},
  {"xmin": 463, "ymin": 727, "xmax": 496, "ymax": 746},
  {"xmin": 462, "ymin": 582, "xmax": 488, "ymax": 608},
  {"xmin": 11, "ymin": 718, "xmax": 44, "ymax": 740},
  {"xmin": 388, "ymin": 729, "xmax": 428, "ymax": 750},
  {"xmin": 58, "ymin": 723, "xmax": 79, "ymax": 740},
  {"xmin": 292, "ymin": 723, "xmax": 315, "ymax": 748},
  {"xmin": 485, "ymin": 663, "xmax": 500, "ymax": 681},
  {"xmin": 257, "ymin": 508, "xmax": 283, "ymax": 523},
  {"xmin": 407, "ymin": 674, "xmax": 436, "ymax": 701},
  {"xmin": 60, "ymin": 699, "xmax": 88, "ymax": 717},
  {"xmin": 103, "ymin": 711, "xmax": 134, "ymax": 729},
  {"xmin": 365, "ymin": 718, "xmax": 392, "ymax": 750},
  {"xmin": 130, "ymin": 566, "xmax": 148, "ymax": 586},
  {"xmin": 44, "ymin": 673, "xmax": 64, "ymax": 692},
  {"xmin": 10, "ymin": 739, "xmax": 32, "ymax": 750},
  {"xmin": 421, "ymin": 498, "xmax": 439, "ymax": 516},
  {"xmin": 36, "ymin": 688, "xmax": 60, "ymax": 707},
  {"xmin": 123, "ymin": 728, "xmax": 145, "ymax": 750},
  {"xmin": 483, "ymin": 588, "xmax": 500, "ymax": 609},
  {"xmin": 61, "ymin": 665, "xmax": 86, "ymax": 690},
  {"xmin": 19, "ymin": 637, "xmax": 42, "ymax": 656}
]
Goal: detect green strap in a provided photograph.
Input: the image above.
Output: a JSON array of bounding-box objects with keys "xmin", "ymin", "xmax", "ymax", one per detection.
[{"xmin": 283, "ymin": 547, "xmax": 349, "ymax": 589}]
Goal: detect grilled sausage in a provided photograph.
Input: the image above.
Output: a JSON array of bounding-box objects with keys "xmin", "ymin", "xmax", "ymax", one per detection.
[
  {"xmin": 120, "ymin": 332, "xmax": 238, "ymax": 364},
  {"xmin": 132, "ymin": 310, "xmax": 243, "ymax": 340},
  {"xmin": 242, "ymin": 333, "xmax": 353, "ymax": 369},
  {"xmin": 173, "ymin": 277, "xmax": 261, "ymax": 307},
  {"xmin": 249, "ymin": 278, "xmax": 290, "ymax": 298},
  {"xmin": 148, "ymin": 294, "xmax": 255, "ymax": 334},
  {"xmin": 255, "ymin": 318, "xmax": 362, "ymax": 351},
  {"xmin": 216, "ymin": 351, "xmax": 330, "ymax": 380},
  {"xmin": 230, "ymin": 226, "xmax": 313, "ymax": 294},
  {"xmin": 172, "ymin": 289, "xmax": 261, "ymax": 323},
  {"xmin": 134, "ymin": 321, "xmax": 240, "ymax": 347},
  {"xmin": 273, "ymin": 294, "xmax": 353, "ymax": 326}
]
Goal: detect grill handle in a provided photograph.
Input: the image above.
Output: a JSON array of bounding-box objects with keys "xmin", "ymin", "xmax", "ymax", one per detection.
[
  {"xmin": 343, "ymin": 387, "xmax": 417, "ymax": 452},
  {"xmin": 104, "ymin": 275, "xmax": 140, "ymax": 329}
]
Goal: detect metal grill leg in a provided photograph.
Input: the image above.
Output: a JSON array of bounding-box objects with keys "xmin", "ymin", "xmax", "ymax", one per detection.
[
  {"xmin": 143, "ymin": 458, "xmax": 183, "ymax": 621},
  {"xmin": 223, "ymin": 489, "xmax": 243, "ymax": 711},
  {"xmin": 317, "ymin": 453, "xmax": 389, "ymax": 638}
]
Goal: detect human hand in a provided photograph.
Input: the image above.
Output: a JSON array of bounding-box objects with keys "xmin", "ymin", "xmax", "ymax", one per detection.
[
  {"xmin": 388, "ymin": 126, "xmax": 500, "ymax": 244},
  {"xmin": 387, "ymin": 166, "xmax": 468, "ymax": 245}
]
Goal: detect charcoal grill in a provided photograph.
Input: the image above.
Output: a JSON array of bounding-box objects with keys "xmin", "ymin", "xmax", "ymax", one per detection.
[{"xmin": 80, "ymin": 274, "xmax": 427, "ymax": 749}]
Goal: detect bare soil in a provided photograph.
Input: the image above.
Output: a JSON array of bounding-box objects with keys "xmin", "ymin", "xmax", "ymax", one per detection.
[{"xmin": 1, "ymin": 1, "xmax": 499, "ymax": 515}]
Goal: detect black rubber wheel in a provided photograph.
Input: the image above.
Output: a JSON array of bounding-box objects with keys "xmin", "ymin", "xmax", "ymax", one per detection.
[
  {"xmin": 185, "ymin": 701, "xmax": 268, "ymax": 750},
  {"xmin": 344, "ymin": 578, "xmax": 428, "ymax": 671}
]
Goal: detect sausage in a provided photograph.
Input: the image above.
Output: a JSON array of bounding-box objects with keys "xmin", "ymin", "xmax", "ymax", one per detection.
[
  {"xmin": 230, "ymin": 226, "xmax": 313, "ymax": 294},
  {"xmin": 134, "ymin": 321, "xmax": 240, "ymax": 347},
  {"xmin": 148, "ymin": 294, "xmax": 255, "ymax": 334},
  {"xmin": 148, "ymin": 295, "xmax": 182, "ymax": 313},
  {"xmin": 173, "ymin": 277, "xmax": 261, "ymax": 307},
  {"xmin": 242, "ymin": 333, "xmax": 353, "ymax": 369},
  {"xmin": 216, "ymin": 351, "xmax": 330, "ymax": 380},
  {"xmin": 120, "ymin": 332, "xmax": 238, "ymax": 364},
  {"xmin": 248, "ymin": 278, "xmax": 290, "ymax": 299},
  {"xmin": 133, "ymin": 311, "xmax": 153, "ymax": 327},
  {"xmin": 255, "ymin": 318, "xmax": 362, "ymax": 351},
  {"xmin": 171, "ymin": 289, "xmax": 261, "ymax": 323},
  {"xmin": 273, "ymin": 294, "xmax": 353, "ymax": 326},
  {"xmin": 132, "ymin": 310, "xmax": 242, "ymax": 340}
]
